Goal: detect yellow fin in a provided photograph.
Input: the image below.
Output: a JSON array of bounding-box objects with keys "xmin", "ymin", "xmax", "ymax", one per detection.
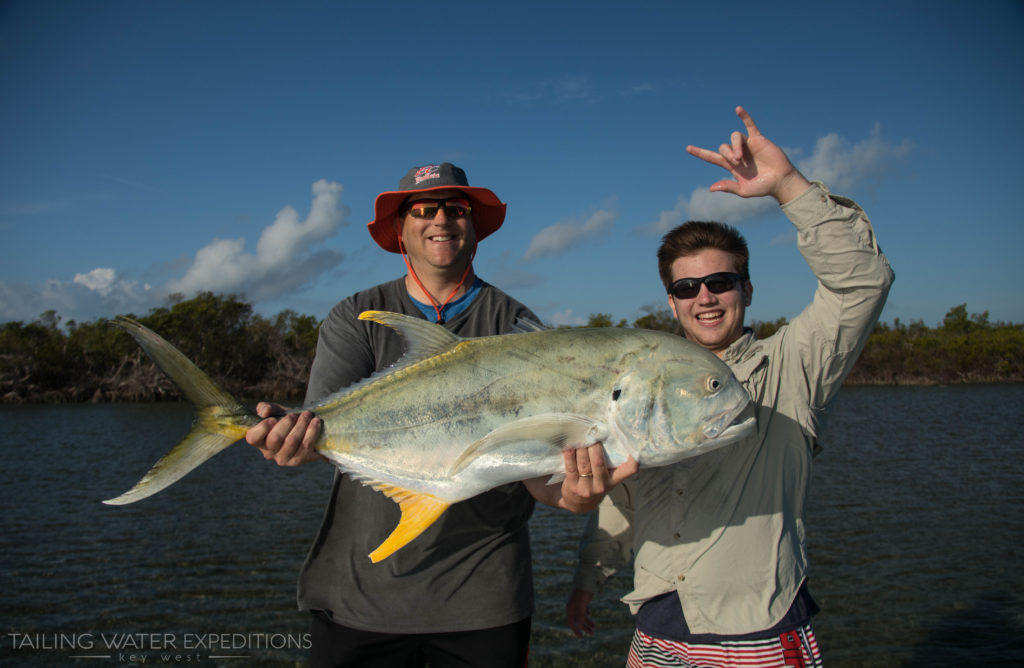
[
  {"xmin": 357, "ymin": 311, "xmax": 461, "ymax": 369},
  {"xmin": 368, "ymin": 484, "xmax": 451, "ymax": 563},
  {"xmin": 103, "ymin": 317, "xmax": 259, "ymax": 505}
]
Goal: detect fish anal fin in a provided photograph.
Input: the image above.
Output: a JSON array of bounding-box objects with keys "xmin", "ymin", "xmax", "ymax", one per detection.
[{"xmin": 368, "ymin": 484, "xmax": 451, "ymax": 563}]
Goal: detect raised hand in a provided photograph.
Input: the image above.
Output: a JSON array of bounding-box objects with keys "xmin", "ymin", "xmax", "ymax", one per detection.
[{"xmin": 686, "ymin": 106, "xmax": 810, "ymax": 205}]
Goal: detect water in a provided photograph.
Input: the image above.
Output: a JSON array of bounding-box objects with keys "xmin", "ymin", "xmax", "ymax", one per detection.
[{"xmin": 2, "ymin": 385, "xmax": 1022, "ymax": 667}]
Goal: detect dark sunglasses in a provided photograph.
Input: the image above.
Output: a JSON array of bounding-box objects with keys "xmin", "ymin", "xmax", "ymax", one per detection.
[
  {"xmin": 404, "ymin": 198, "xmax": 472, "ymax": 220},
  {"xmin": 669, "ymin": 272, "xmax": 746, "ymax": 300}
]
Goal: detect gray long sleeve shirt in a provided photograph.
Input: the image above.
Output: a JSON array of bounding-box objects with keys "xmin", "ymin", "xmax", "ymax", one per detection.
[{"xmin": 297, "ymin": 277, "xmax": 540, "ymax": 633}]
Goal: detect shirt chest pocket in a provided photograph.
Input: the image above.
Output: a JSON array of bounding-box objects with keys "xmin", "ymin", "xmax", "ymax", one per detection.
[{"xmin": 730, "ymin": 353, "xmax": 769, "ymax": 404}]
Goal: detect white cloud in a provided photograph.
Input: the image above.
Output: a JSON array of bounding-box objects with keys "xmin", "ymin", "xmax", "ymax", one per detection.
[
  {"xmin": 0, "ymin": 272, "xmax": 152, "ymax": 324},
  {"xmin": 548, "ymin": 308, "xmax": 586, "ymax": 327},
  {"xmin": 73, "ymin": 268, "xmax": 117, "ymax": 295},
  {"xmin": 165, "ymin": 179, "xmax": 348, "ymax": 300},
  {"xmin": 639, "ymin": 124, "xmax": 912, "ymax": 236},
  {"xmin": 522, "ymin": 208, "xmax": 617, "ymax": 262},
  {"xmin": 636, "ymin": 189, "xmax": 775, "ymax": 236},
  {"xmin": 0, "ymin": 180, "xmax": 350, "ymax": 324},
  {"xmin": 796, "ymin": 123, "xmax": 912, "ymax": 192},
  {"xmin": 687, "ymin": 187, "xmax": 778, "ymax": 223}
]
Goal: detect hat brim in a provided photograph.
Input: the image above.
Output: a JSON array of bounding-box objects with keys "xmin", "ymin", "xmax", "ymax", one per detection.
[{"xmin": 368, "ymin": 185, "xmax": 506, "ymax": 253}]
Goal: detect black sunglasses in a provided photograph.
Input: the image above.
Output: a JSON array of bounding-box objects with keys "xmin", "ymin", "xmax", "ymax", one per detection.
[{"xmin": 669, "ymin": 272, "xmax": 746, "ymax": 300}]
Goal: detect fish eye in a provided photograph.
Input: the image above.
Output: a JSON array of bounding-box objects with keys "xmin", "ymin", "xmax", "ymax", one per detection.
[
  {"xmin": 612, "ymin": 389, "xmax": 622, "ymax": 401},
  {"xmin": 705, "ymin": 376, "xmax": 722, "ymax": 393}
]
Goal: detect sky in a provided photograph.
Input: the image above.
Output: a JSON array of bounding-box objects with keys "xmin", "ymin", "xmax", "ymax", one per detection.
[{"xmin": 2, "ymin": 0, "xmax": 1023, "ymax": 330}]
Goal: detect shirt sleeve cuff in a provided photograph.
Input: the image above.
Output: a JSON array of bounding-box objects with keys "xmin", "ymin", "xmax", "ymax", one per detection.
[
  {"xmin": 572, "ymin": 564, "xmax": 615, "ymax": 593},
  {"xmin": 781, "ymin": 181, "xmax": 865, "ymax": 229}
]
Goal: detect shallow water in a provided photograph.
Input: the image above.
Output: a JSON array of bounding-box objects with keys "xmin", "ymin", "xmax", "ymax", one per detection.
[{"xmin": 2, "ymin": 385, "xmax": 1022, "ymax": 666}]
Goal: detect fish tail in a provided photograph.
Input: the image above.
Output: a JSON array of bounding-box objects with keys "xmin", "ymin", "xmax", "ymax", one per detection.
[{"xmin": 103, "ymin": 316, "xmax": 259, "ymax": 505}]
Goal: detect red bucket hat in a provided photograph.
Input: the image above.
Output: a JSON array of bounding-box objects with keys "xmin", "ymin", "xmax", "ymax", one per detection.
[{"xmin": 368, "ymin": 163, "xmax": 507, "ymax": 253}]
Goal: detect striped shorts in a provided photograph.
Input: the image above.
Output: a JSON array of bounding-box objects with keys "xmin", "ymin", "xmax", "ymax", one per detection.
[{"xmin": 626, "ymin": 624, "xmax": 822, "ymax": 668}]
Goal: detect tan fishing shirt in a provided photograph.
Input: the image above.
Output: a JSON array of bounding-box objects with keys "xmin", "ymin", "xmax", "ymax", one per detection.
[{"xmin": 573, "ymin": 182, "xmax": 894, "ymax": 635}]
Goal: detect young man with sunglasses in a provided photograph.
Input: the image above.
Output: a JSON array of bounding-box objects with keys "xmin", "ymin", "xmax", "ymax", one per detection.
[
  {"xmin": 567, "ymin": 107, "xmax": 894, "ymax": 666},
  {"xmin": 245, "ymin": 163, "xmax": 635, "ymax": 667}
]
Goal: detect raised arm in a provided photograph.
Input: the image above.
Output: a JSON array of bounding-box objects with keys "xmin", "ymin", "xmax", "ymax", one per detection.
[{"xmin": 686, "ymin": 106, "xmax": 811, "ymax": 205}]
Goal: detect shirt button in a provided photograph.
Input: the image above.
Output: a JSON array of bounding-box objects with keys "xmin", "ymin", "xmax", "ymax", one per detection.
[
  {"xmin": 673, "ymin": 532, "xmax": 681, "ymax": 540},
  {"xmin": 677, "ymin": 574, "xmax": 686, "ymax": 582}
]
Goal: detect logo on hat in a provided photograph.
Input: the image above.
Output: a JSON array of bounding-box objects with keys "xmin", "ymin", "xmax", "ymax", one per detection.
[{"xmin": 413, "ymin": 165, "xmax": 441, "ymax": 184}]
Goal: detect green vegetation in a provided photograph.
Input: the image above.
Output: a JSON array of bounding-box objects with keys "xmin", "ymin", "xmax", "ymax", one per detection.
[
  {"xmin": 1, "ymin": 293, "xmax": 318, "ymax": 403},
  {"xmin": 1, "ymin": 296, "xmax": 1021, "ymax": 403},
  {"xmin": 580, "ymin": 303, "xmax": 1024, "ymax": 386}
]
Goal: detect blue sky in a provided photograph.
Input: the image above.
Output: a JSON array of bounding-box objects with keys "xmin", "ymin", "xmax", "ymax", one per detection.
[{"xmin": 2, "ymin": 0, "xmax": 1023, "ymax": 329}]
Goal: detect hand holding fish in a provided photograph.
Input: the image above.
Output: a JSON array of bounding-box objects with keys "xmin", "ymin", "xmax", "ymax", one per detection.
[
  {"xmin": 245, "ymin": 402, "xmax": 325, "ymax": 466},
  {"xmin": 564, "ymin": 445, "xmax": 638, "ymax": 512},
  {"xmin": 524, "ymin": 445, "xmax": 638, "ymax": 513},
  {"xmin": 686, "ymin": 106, "xmax": 811, "ymax": 205}
]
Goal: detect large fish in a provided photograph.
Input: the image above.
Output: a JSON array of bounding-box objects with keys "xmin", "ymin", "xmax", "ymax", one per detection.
[{"xmin": 105, "ymin": 311, "xmax": 755, "ymax": 562}]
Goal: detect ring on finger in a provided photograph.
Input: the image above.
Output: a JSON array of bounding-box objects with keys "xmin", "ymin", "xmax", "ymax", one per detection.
[{"xmin": 579, "ymin": 473, "xmax": 594, "ymax": 478}]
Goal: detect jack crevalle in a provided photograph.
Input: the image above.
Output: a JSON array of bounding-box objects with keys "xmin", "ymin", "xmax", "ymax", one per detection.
[{"xmin": 105, "ymin": 311, "xmax": 755, "ymax": 562}]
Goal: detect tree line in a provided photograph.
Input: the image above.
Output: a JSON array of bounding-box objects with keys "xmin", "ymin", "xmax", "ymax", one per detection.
[
  {"xmin": 1, "ymin": 293, "xmax": 318, "ymax": 403},
  {"xmin": 1, "ymin": 293, "xmax": 1021, "ymax": 404}
]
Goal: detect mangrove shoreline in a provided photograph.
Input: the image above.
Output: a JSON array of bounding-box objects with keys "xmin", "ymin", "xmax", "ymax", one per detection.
[{"xmin": 2, "ymin": 294, "xmax": 1021, "ymax": 404}]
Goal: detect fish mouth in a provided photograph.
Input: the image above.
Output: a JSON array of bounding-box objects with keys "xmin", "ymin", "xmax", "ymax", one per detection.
[{"xmin": 701, "ymin": 407, "xmax": 756, "ymax": 443}]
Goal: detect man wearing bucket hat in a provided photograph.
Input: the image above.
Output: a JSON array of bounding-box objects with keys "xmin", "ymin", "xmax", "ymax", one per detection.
[
  {"xmin": 246, "ymin": 162, "xmax": 635, "ymax": 667},
  {"xmin": 365, "ymin": 163, "xmax": 508, "ymax": 322}
]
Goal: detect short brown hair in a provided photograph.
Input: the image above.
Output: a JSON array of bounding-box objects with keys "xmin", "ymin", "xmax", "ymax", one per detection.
[{"xmin": 657, "ymin": 221, "xmax": 750, "ymax": 292}]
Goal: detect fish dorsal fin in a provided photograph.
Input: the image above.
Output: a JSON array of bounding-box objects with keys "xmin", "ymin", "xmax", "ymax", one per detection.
[
  {"xmin": 307, "ymin": 312, "xmax": 462, "ymax": 412},
  {"xmin": 448, "ymin": 414, "xmax": 609, "ymax": 476},
  {"xmin": 358, "ymin": 310, "xmax": 462, "ymax": 372},
  {"xmin": 366, "ymin": 483, "xmax": 451, "ymax": 563}
]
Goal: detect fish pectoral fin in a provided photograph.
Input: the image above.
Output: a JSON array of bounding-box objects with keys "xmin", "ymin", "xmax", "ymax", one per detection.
[
  {"xmin": 448, "ymin": 414, "xmax": 609, "ymax": 476},
  {"xmin": 368, "ymin": 484, "xmax": 451, "ymax": 563}
]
